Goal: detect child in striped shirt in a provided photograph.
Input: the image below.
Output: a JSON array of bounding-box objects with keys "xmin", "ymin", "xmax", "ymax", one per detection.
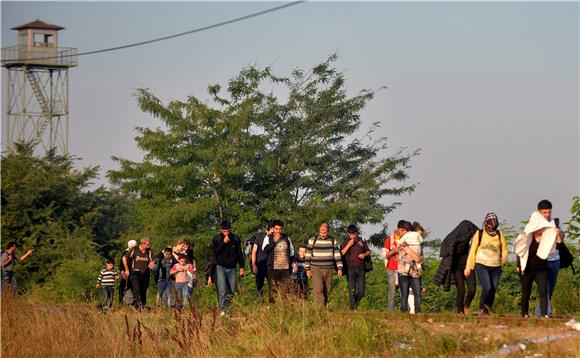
[
  {"xmin": 292, "ymin": 245, "xmax": 308, "ymax": 300},
  {"xmin": 97, "ymin": 259, "xmax": 118, "ymax": 309}
]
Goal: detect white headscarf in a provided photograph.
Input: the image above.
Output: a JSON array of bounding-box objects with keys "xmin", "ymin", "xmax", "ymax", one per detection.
[
  {"xmin": 514, "ymin": 211, "xmax": 557, "ymax": 272},
  {"xmin": 127, "ymin": 240, "xmax": 138, "ymax": 249}
]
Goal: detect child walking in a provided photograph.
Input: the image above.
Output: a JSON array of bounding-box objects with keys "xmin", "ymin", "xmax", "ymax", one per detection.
[
  {"xmin": 292, "ymin": 245, "xmax": 308, "ymax": 300},
  {"xmin": 154, "ymin": 247, "xmax": 176, "ymax": 308},
  {"xmin": 96, "ymin": 259, "xmax": 118, "ymax": 309},
  {"xmin": 170, "ymin": 254, "xmax": 194, "ymax": 308}
]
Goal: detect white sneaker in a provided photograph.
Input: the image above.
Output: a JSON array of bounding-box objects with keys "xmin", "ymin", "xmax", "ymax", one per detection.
[{"xmin": 220, "ymin": 311, "xmax": 226, "ymax": 317}]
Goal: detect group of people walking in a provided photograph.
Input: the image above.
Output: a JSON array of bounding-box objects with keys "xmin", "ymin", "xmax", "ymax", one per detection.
[
  {"xmin": 97, "ymin": 237, "xmax": 197, "ymax": 310},
  {"xmin": 216, "ymin": 220, "xmax": 371, "ymax": 314},
  {"xmin": 94, "ymin": 219, "xmax": 374, "ymax": 314},
  {"xmin": 435, "ymin": 199, "xmax": 567, "ymax": 318},
  {"xmin": 249, "ymin": 221, "xmax": 373, "ymax": 312},
  {"xmin": 2, "ymin": 197, "xmax": 570, "ymax": 319}
]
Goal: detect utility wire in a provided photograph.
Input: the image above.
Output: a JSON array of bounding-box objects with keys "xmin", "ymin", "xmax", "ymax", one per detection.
[{"xmin": 1, "ymin": 1, "xmax": 304, "ymax": 63}]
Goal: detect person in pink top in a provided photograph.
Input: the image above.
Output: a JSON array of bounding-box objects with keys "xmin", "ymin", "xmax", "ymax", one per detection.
[{"xmin": 170, "ymin": 255, "xmax": 194, "ymax": 308}]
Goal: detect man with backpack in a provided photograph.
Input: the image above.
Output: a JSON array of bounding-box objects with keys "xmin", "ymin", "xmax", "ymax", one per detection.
[
  {"xmin": 533, "ymin": 199, "xmax": 567, "ymax": 317},
  {"xmin": 118, "ymin": 239, "xmax": 137, "ymax": 305},
  {"xmin": 263, "ymin": 220, "xmax": 294, "ymax": 302},
  {"xmin": 122, "ymin": 236, "xmax": 155, "ymax": 309},
  {"xmin": 251, "ymin": 223, "xmax": 274, "ymax": 300},
  {"xmin": 1, "ymin": 242, "xmax": 33, "ymax": 295},
  {"xmin": 304, "ymin": 223, "xmax": 343, "ymax": 308},
  {"xmin": 341, "ymin": 224, "xmax": 371, "ymax": 311}
]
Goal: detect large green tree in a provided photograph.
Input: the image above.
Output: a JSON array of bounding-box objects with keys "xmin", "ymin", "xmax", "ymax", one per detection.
[
  {"xmin": 1, "ymin": 143, "xmax": 134, "ymax": 297},
  {"xmin": 109, "ymin": 56, "xmax": 418, "ymax": 250}
]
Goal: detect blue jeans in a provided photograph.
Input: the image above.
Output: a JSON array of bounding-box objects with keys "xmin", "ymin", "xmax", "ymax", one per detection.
[
  {"xmin": 398, "ymin": 274, "xmax": 421, "ymax": 313},
  {"xmin": 347, "ymin": 268, "xmax": 366, "ymax": 310},
  {"xmin": 535, "ymin": 259, "xmax": 559, "ymax": 317},
  {"xmin": 475, "ymin": 264, "xmax": 501, "ymax": 312},
  {"xmin": 103, "ymin": 286, "xmax": 114, "ymax": 308},
  {"xmin": 1, "ymin": 273, "xmax": 17, "ymax": 296},
  {"xmin": 387, "ymin": 270, "xmax": 398, "ymax": 311},
  {"xmin": 157, "ymin": 279, "xmax": 174, "ymax": 308},
  {"xmin": 175, "ymin": 282, "xmax": 190, "ymax": 308},
  {"xmin": 216, "ymin": 265, "xmax": 237, "ymax": 312}
]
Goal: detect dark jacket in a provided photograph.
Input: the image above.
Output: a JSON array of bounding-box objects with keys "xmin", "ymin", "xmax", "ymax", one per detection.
[
  {"xmin": 204, "ymin": 257, "xmax": 217, "ymax": 285},
  {"xmin": 340, "ymin": 236, "xmax": 370, "ymax": 270},
  {"xmin": 252, "ymin": 232, "xmax": 269, "ymax": 264},
  {"xmin": 212, "ymin": 232, "xmax": 245, "ymax": 269},
  {"xmin": 434, "ymin": 220, "xmax": 479, "ymax": 289},
  {"xmin": 263, "ymin": 234, "xmax": 293, "ymax": 270},
  {"xmin": 154, "ymin": 257, "xmax": 176, "ymax": 282}
]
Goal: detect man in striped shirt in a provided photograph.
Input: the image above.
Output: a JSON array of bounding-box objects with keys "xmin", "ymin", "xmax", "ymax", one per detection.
[
  {"xmin": 96, "ymin": 259, "xmax": 118, "ymax": 309},
  {"xmin": 305, "ymin": 223, "xmax": 343, "ymax": 308}
]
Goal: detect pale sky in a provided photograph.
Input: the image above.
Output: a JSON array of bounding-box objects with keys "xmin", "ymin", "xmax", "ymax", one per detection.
[{"xmin": 2, "ymin": 1, "xmax": 579, "ymax": 240}]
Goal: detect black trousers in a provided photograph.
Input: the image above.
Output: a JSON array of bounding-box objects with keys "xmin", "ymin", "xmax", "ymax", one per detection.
[
  {"xmin": 453, "ymin": 268, "xmax": 476, "ymax": 313},
  {"xmin": 521, "ymin": 269, "xmax": 548, "ymax": 316},
  {"xmin": 255, "ymin": 261, "xmax": 268, "ymax": 298},
  {"xmin": 267, "ymin": 269, "xmax": 290, "ymax": 303},
  {"xmin": 292, "ymin": 279, "xmax": 308, "ymax": 300},
  {"xmin": 347, "ymin": 267, "xmax": 366, "ymax": 310},
  {"xmin": 118, "ymin": 276, "xmax": 131, "ymax": 304},
  {"xmin": 130, "ymin": 270, "xmax": 150, "ymax": 309}
]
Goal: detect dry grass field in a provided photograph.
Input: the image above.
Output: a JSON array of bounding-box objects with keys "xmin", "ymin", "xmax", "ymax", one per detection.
[{"xmin": 2, "ymin": 293, "xmax": 580, "ymax": 358}]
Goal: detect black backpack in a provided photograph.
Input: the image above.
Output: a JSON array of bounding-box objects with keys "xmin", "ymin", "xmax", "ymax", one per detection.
[{"xmin": 558, "ymin": 242, "xmax": 575, "ymax": 272}]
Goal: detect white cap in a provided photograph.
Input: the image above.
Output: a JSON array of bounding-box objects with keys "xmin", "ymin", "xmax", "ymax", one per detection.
[{"xmin": 127, "ymin": 239, "xmax": 138, "ymax": 248}]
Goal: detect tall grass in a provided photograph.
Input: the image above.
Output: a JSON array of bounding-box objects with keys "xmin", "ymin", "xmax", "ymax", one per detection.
[{"xmin": 3, "ymin": 291, "xmax": 579, "ymax": 358}]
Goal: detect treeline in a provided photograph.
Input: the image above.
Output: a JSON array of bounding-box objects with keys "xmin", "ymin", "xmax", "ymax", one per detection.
[
  {"xmin": 1, "ymin": 144, "xmax": 140, "ymax": 300},
  {"xmin": 2, "ymin": 56, "xmax": 579, "ymax": 313},
  {"xmin": 2, "ymin": 56, "xmax": 417, "ymax": 299}
]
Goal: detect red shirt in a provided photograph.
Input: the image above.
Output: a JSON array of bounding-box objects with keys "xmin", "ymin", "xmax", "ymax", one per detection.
[{"xmin": 383, "ymin": 236, "xmax": 399, "ymax": 271}]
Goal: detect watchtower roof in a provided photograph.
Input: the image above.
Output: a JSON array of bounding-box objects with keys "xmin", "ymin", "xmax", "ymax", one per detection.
[{"xmin": 11, "ymin": 20, "xmax": 65, "ymax": 31}]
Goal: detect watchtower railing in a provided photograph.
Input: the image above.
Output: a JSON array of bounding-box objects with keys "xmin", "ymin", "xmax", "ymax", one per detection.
[{"xmin": 1, "ymin": 45, "xmax": 77, "ymax": 67}]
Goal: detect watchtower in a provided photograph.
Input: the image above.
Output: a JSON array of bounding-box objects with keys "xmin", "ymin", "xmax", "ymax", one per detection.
[{"xmin": 2, "ymin": 20, "xmax": 77, "ymax": 155}]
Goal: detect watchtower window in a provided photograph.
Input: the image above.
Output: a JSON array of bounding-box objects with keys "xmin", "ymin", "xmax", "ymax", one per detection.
[
  {"xmin": 18, "ymin": 31, "xmax": 28, "ymax": 47},
  {"xmin": 33, "ymin": 33, "xmax": 53, "ymax": 47}
]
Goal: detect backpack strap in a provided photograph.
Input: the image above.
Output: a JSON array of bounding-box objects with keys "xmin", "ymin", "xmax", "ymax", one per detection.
[
  {"xmin": 497, "ymin": 232, "xmax": 502, "ymax": 259},
  {"xmin": 128, "ymin": 247, "xmax": 136, "ymax": 261},
  {"xmin": 476, "ymin": 229, "xmax": 484, "ymax": 250},
  {"xmin": 311, "ymin": 236, "xmax": 318, "ymax": 257},
  {"xmin": 311, "ymin": 236, "xmax": 337, "ymax": 257}
]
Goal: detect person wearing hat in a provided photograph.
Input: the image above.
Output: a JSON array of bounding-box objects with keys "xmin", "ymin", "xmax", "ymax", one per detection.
[
  {"xmin": 118, "ymin": 239, "xmax": 137, "ymax": 305},
  {"xmin": 464, "ymin": 213, "xmax": 508, "ymax": 315}
]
